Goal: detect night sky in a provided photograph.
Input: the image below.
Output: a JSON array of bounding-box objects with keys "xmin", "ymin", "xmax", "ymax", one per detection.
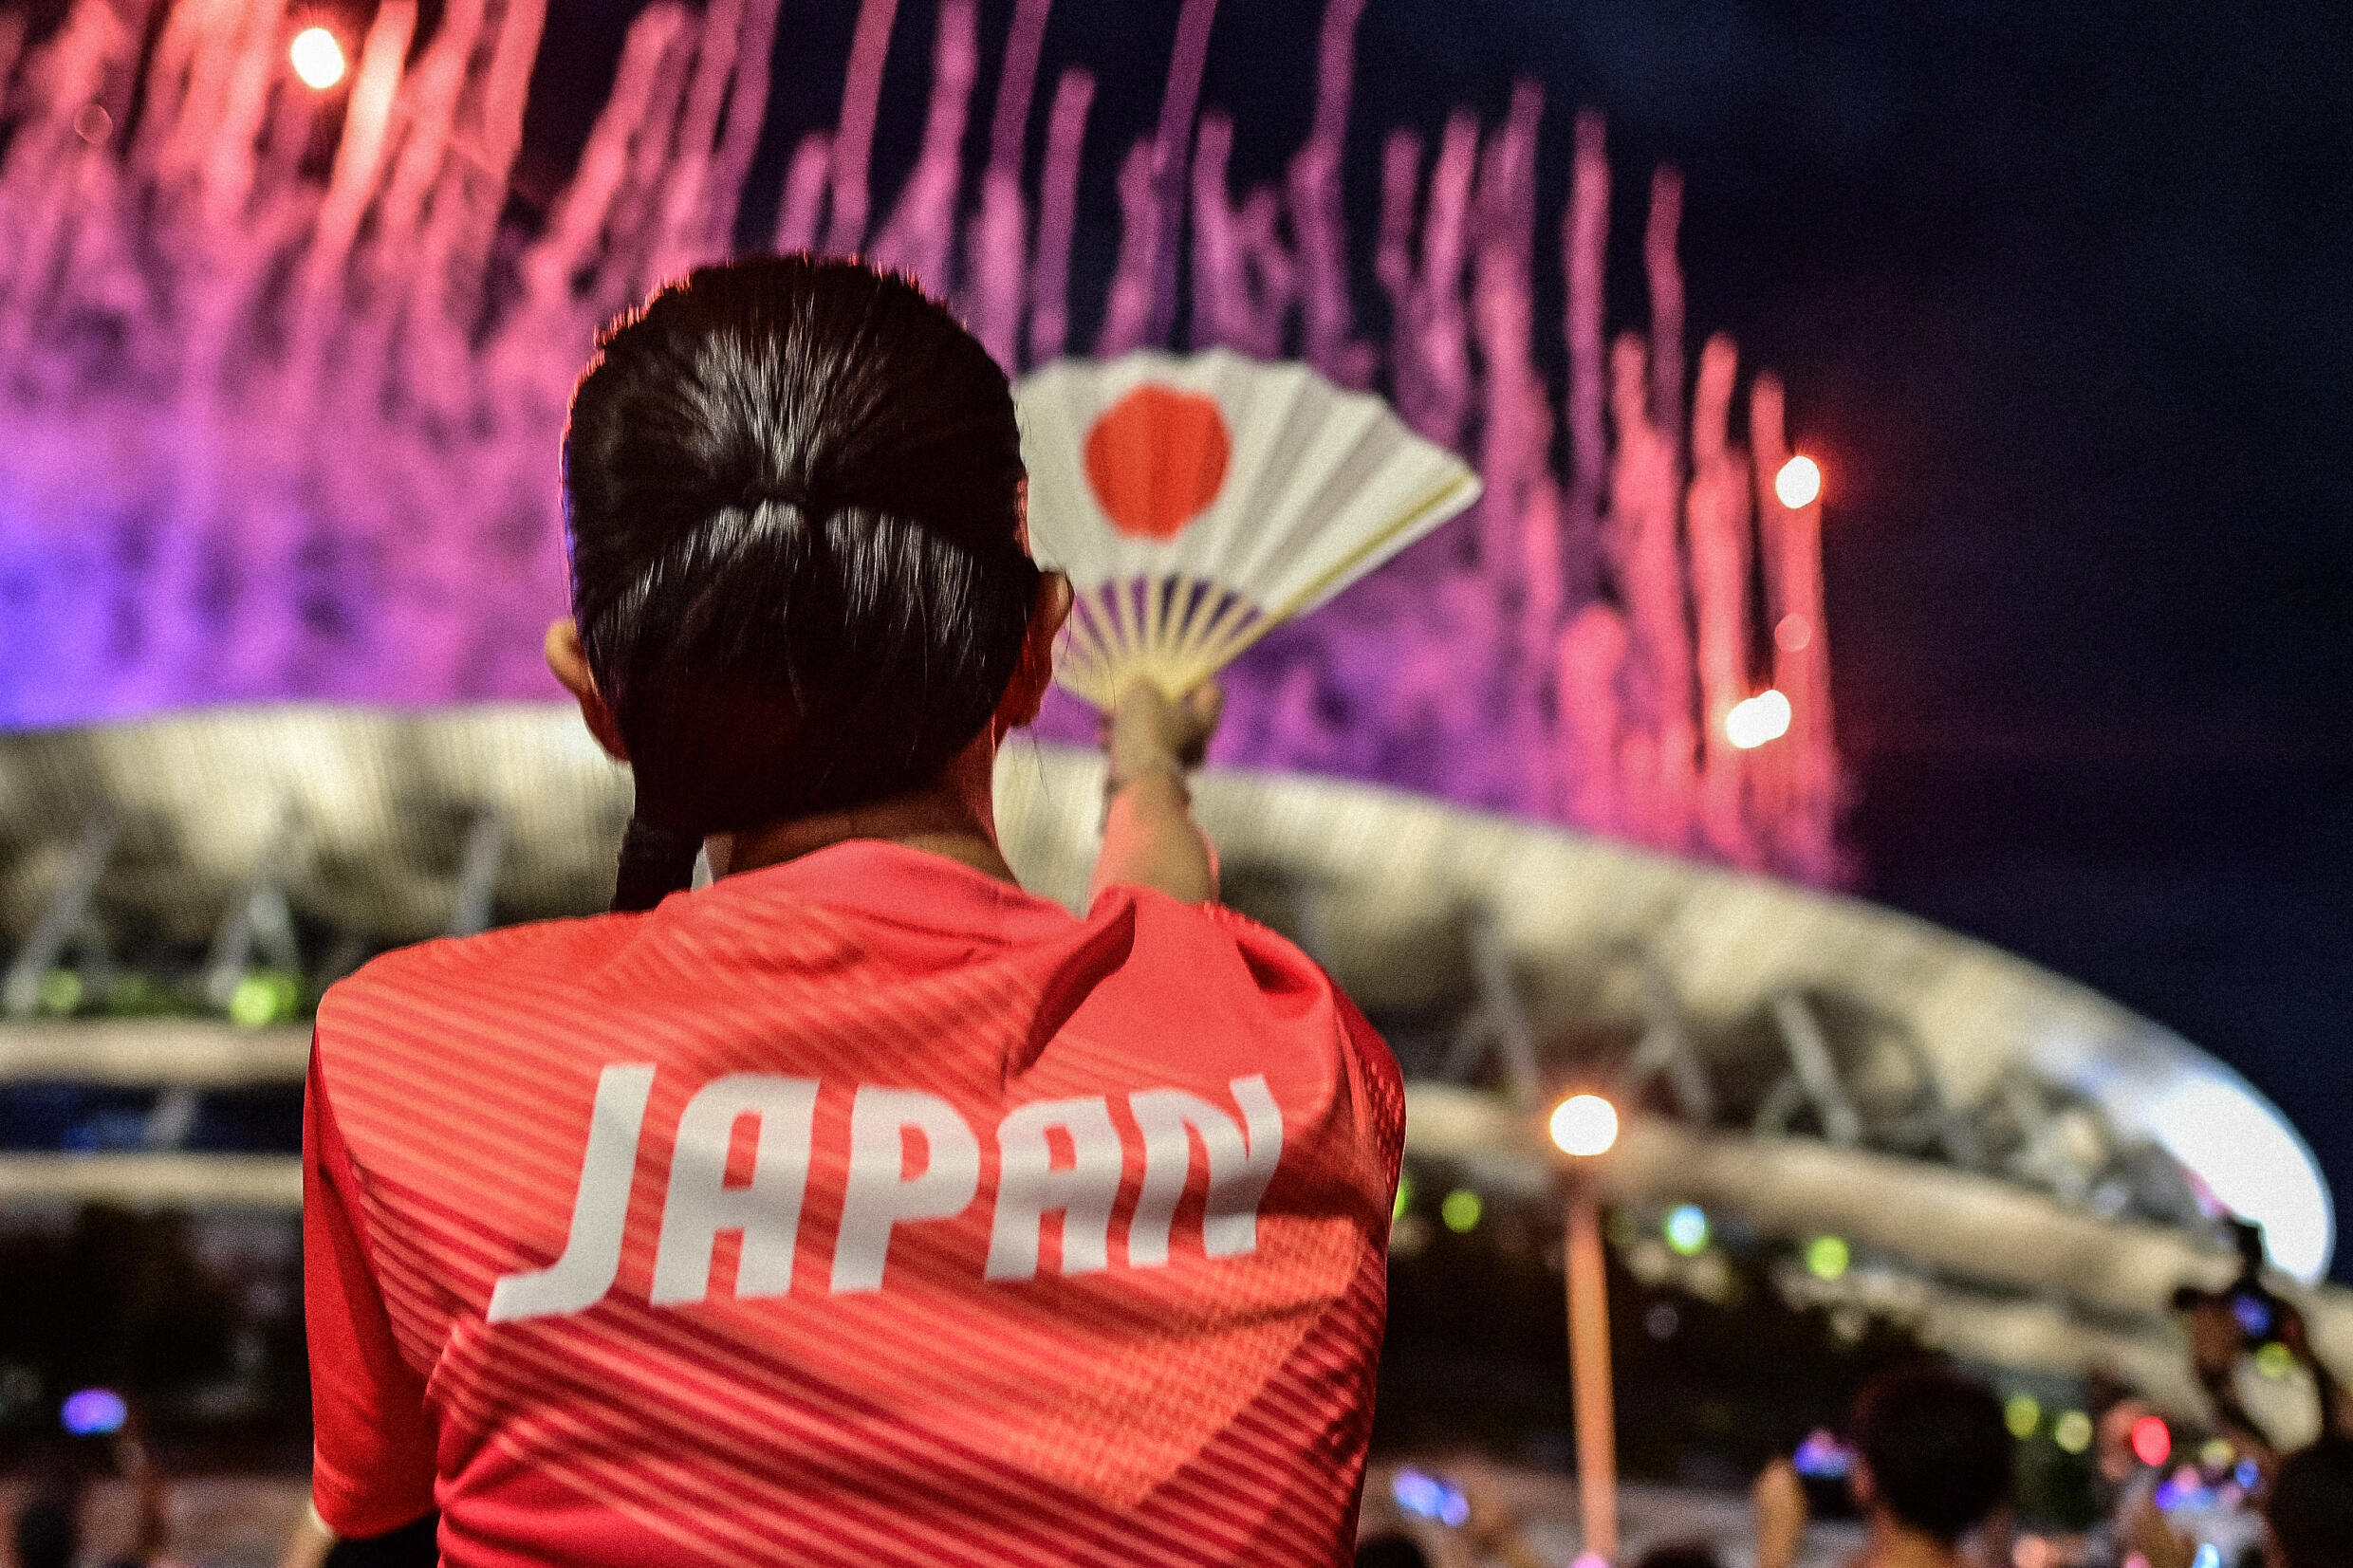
[{"xmin": 531, "ymin": 0, "xmax": 2348, "ymax": 1276}]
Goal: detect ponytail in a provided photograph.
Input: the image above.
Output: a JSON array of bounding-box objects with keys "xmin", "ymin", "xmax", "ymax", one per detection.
[
  {"xmin": 561, "ymin": 256, "xmax": 1034, "ymax": 913},
  {"xmin": 612, "ymin": 816, "xmax": 702, "ymax": 913}
]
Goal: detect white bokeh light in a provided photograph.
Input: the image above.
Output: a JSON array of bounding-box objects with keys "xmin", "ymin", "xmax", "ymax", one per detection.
[
  {"xmin": 2142, "ymin": 1076, "xmax": 2333, "ymax": 1282},
  {"xmin": 1550, "ymin": 1094, "xmax": 1620, "ymax": 1157}
]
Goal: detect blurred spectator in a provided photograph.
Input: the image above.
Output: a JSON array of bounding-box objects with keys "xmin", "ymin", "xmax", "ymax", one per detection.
[
  {"xmin": 1752, "ymin": 1455, "xmax": 1808, "ymax": 1568},
  {"xmin": 1632, "ymin": 1540, "xmax": 1726, "ymax": 1568},
  {"xmin": 1356, "ymin": 1533, "xmax": 1435, "ymax": 1568},
  {"xmin": 1758, "ymin": 1363, "xmax": 2013, "ymax": 1568},
  {"xmin": 1849, "ymin": 1363, "xmax": 2013, "ymax": 1563},
  {"xmin": 11, "ymin": 1417, "xmax": 174, "ymax": 1568},
  {"xmin": 13, "ymin": 1489, "xmax": 82, "ymax": 1568},
  {"xmin": 1358, "ymin": 1464, "xmax": 1547, "ymax": 1568},
  {"xmin": 2160, "ymin": 1245, "xmax": 2353, "ymax": 1568},
  {"xmin": 2265, "ymin": 1437, "xmax": 2353, "ymax": 1568}
]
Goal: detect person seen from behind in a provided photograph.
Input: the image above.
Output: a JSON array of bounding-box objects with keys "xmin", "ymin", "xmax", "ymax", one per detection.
[
  {"xmin": 2169, "ymin": 1233, "xmax": 2353, "ymax": 1568},
  {"xmin": 1755, "ymin": 1362, "xmax": 2014, "ymax": 1568},
  {"xmin": 302, "ymin": 255, "xmax": 1403, "ymax": 1567},
  {"xmin": 11, "ymin": 1410, "xmax": 176, "ymax": 1568},
  {"xmin": 2266, "ymin": 1437, "xmax": 2353, "ymax": 1568}
]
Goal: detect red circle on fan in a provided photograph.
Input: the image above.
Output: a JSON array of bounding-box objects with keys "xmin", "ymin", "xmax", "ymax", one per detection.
[{"xmin": 1083, "ymin": 384, "xmax": 1232, "ymax": 540}]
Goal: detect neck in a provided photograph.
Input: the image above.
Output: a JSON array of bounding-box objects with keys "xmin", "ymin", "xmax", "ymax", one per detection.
[
  {"xmin": 1864, "ymin": 1513, "xmax": 1964, "ymax": 1568},
  {"xmin": 711, "ymin": 734, "xmax": 1014, "ymax": 886}
]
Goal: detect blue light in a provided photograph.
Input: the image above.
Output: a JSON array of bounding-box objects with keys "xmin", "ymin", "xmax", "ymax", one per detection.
[
  {"xmin": 2236, "ymin": 1458, "xmax": 2263, "ymax": 1490},
  {"xmin": 61, "ymin": 1387, "xmax": 126, "ymax": 1436},
  {"xmin": 2191, "ymin": 1545, "xmax": 2221, "ymax": 1568},
  {"xmin": 1390, "ymin": 1467, "xmax": 1470, "ymax": 1528},
  {"xmin": 1793, "ymin": 1429, "xmax": 1852, "ymax": 1479},
  {"xmin": 1664, "ymin": 1204, "xmax": 1710, "ymax": 1255}
]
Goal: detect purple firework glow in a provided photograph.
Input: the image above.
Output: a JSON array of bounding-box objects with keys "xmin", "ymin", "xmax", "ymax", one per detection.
[{"xmin": 0, "ymin": 0, "xmax": 1839, "ymax": 881}]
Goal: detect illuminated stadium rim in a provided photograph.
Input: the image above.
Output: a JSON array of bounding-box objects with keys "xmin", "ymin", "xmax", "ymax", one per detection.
[{"xmin": 0, "ymin": 703, "xmax": 2333, "ymax": 1282}]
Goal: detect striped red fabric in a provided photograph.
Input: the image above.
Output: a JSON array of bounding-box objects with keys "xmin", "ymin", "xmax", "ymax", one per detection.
[{"xmin": 306, "ymin": 840, "xmax": 1401, "ymax": 1567}]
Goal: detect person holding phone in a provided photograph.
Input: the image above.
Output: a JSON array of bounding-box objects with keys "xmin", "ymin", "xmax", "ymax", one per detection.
[
  {"xmin": 1361, "ymin": 1465, "xmax": 1547, "ymax": 1568},
  {"xmin": 11, "ymin": 1402, "xmax": 175, "ymax": 1568},
  {"xmin": 1753, "ymin": 1364, "xmax": 2013, "ymax": 1568},
  {"xmin": 302, "ymin": 256, "xmax": 1403, "ymax": 1568}
]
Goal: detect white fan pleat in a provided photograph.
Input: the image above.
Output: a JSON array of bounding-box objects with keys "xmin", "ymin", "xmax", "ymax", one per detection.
[{"xmin": 1016, "ymin": 348, "xmax": 1481, "ymax": 705}]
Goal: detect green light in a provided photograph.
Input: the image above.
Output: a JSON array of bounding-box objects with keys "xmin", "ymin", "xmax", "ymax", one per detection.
[
  {"xmin": 1394, "ymin": 1173, "xmax": 1415, "ymax": 1222},
  {"xmin": 229, "ymin": 969, "xmax": 300, "ymax": 1028},
  {"xmin": 1664, "ymin": 1205, "xmax": 1710, "ymax": 1256},
  {"xmin": 1805, "ymin": 1235, "xmax": 1850, "ymax": 1281},
  {"xmin": 37, "ymin": 968, "xmax": 83, "ymax": 1015},
  {"xmin": 2256, "ymin": 1341, "xmax": 2298, "ymax": 1380},
  {"xmin": 2199, "ymin": 1438, "xmax": 2235, "ymax": 1469},
  {"xmin": 1439, "ymin": 1190, "xmax": 1483, "ymax": 1234},
  {"xmin": 2005, "ymin": 1394, "xmax": 2042, "ymax": 1440},
  {"xmin": 2053, "ymin": 1410, "xmax": 2094, "ymax": 1454}
]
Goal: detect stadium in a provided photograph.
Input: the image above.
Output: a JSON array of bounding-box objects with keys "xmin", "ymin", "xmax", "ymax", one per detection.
[
  {"xmin": 3, "ymin": 710, "xmax": 2343, "ymax": 1523},
  {"xmin": 3, "ymin": 0, "xmax": 2344, "ymax": 1561}
]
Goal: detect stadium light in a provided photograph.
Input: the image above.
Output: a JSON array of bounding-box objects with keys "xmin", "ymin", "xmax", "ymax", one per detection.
[
  {"xmin": 1551, "ymin": 1091, "xmax": 1621, "ymax": 1560},
  {"xmin": 1775, "ymin": 453, "xmax": 1822, "ymax": 509},
  {"xmin": 290, "ymin": 27, "xmax": 347, "ymax": 90},
  {"xmin": 1549, "ymin": 1093, "xmax": 1620, "ymax": 1157}
]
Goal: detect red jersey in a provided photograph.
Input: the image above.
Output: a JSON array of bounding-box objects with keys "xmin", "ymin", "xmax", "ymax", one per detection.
[{"xmin": 305, "ymin": 840, "xmax": 1401, "ymax": 1568}]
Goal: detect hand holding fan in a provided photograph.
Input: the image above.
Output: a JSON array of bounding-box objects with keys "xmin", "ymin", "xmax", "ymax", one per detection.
[{"xmin": 1014, "ymin": 348, "xmax": 1482, "ymax": 708}]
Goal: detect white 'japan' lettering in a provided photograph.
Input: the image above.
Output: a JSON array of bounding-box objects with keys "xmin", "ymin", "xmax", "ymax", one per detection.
[
  {"xmin": 650, "ymin": 1074, "xmax": 819, "ymax": 1305},
  {"xmin": 486, "ymin": 1062, "xmax": 656, "ymax": 1323},
  {"xmin": 985, "ymin": 1095, "xmax": 1123, "ymax": 1282},
  {"xmin": 1126, "ymin": 1076, "xmax": 1285, "ymax": 1266},
  {"xmin": 482, "ymin": 1070, "xmax": 1288, "ymax": 1322},
  {"xmin": 831, "ymin": 1087, "xmax": 984, "ymax": 1294}
]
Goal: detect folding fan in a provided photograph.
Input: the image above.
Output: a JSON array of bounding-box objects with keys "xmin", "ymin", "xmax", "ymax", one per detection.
[{"xmin": 1013, "ymin": 348, "xmax": 1482, "ymax": 708}]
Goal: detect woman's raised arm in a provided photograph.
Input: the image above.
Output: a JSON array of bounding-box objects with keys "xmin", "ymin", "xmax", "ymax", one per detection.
[{"xmin": 1092, "ymin": 682, "xmax": 1224, "ymax": 906}]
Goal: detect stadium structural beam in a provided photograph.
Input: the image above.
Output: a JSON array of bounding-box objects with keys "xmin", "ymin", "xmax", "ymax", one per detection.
[
  {"xmin": 2, "ymin": 814, "xmax": 117, "ymax": 1019},
  {"xmin": 1618, "ymin": 947, "xmax": 1716, "ymax": 1126},
  {"xmin": 1758, "ymin": 989, "xmax": 1864, "ymax": 1146},
  {"xmin": 1451, "ymin": 912, "xmax": 1546, "ymax": 1109},
  {"xmin": 201, "ymin": 808, "xmax": 306, "ymax": 1008},
  {"xmin": 448, "ymin": 809, "xmax": 506, "ymax": 937}
]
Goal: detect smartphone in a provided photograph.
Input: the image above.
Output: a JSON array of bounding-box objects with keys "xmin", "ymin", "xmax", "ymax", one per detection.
[
  {"xmin": 2226, "ymin": 1284, "xmax": 2281, "ymax": 1344},
  {"xmin": 1793, "ymin": 1429, "xmax": 1854, "ymax": 1480},
  {"xmin": 1792, "ymin": 1429, "xmax": 1861, "ymax": 1518},
  {"xmin": 60, "ymin": 1387, "xmax": 127, "ymax": 1437},
  {"xmin": 1391, "ymin": 1467, "xmax": 1470, "ymax": 1528}
]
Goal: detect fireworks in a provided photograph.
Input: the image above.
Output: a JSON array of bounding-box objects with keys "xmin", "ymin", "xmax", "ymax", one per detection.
[{"xmin": 0, "ymin": 0, "xmax": 1838, "ymax": 880}]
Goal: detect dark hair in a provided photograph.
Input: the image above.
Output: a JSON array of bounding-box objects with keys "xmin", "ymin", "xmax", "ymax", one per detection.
[
  {"xmin": 1353, "ymin": 1533, "xmax": 1433, "ymax": 1568},
  {"xmin": 564, "ymin": 254, "xmax": 1040, "ymax": 911},
  {"xmin": 12, "ymin": 1493, "xmax": 77, "ymax": 1568},
  {"xmin": 1849, "ymin": 1363, "xmax": 2013, "ymax": 1542},
  {"xmin": 1632, "ymin": 1543, "xmax": 1724, "ymax": 1568},
  {"xmin": 2270, "ymin": 1439, "xmax": 2353, "ymax": 1568}
]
